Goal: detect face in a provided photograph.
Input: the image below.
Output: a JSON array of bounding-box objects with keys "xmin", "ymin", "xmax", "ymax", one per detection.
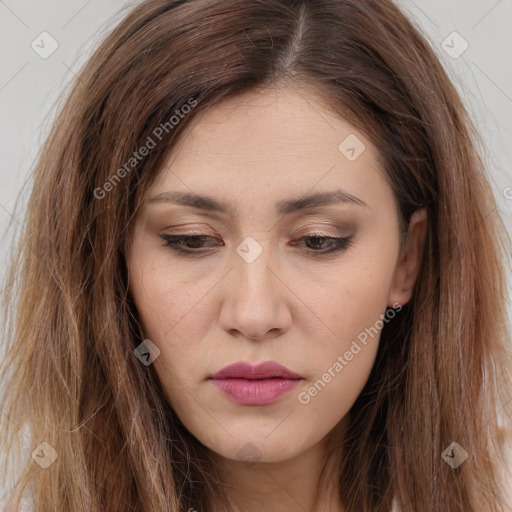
[{"xmin": 127, "ymin": 85, "xmax": 425, "ymax": 465}]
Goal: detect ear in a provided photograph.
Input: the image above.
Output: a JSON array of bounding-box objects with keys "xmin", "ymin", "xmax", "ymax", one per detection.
[{"xmin": 388, "ymin": 207, "xmax": 427, "ymax": 307}]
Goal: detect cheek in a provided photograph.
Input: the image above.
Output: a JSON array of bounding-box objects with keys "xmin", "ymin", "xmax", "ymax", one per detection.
[
  {"xmin": 293, "ymin": 248, "xmax": 396, "ymax": 351},
  {"xmin": 291, "ymin": 249, "xmax": 395, "ymax": 410},
  {"xmin": 128, "ymin": 254, "xmax": 219, "ymax": 398},
  {"xmin": 129, "ymin": 252, "xmax": 199, "ymax": 340},
  {"xmin": 296, "ymin": 337, "xmax": 379, "ymax": 442}
]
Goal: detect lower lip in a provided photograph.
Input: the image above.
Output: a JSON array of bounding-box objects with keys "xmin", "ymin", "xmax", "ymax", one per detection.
[{"xmin": 211, "ymin": 378, "xmax": 301, "ymax": 405}]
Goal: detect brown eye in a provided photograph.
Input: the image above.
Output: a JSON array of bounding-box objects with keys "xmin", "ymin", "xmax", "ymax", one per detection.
[
  {"xmin": 159, "ymin": 234, "xmax": 223, "ymax": 253},
  {"xmin": 295, "ymin": 235, "xmax": 353, "ymax": 254},
  {"xmin": 159, "ymin": 233, "xmax": 353, "ymax": 257},
  {"xmin": 303, "ymin": 236, "xmax": 333, "ymax": 250}
]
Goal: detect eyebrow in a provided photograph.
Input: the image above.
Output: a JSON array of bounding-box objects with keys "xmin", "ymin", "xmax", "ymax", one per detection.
[{"xmin": 147, "ymin": 189, "xmax": 367, "ymax": 217}]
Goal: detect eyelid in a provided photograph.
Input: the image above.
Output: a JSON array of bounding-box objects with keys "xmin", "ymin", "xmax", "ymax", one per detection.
[
  {"xmin": 159, "ymin": 219, "xmax": 354, "ymax": 239},
  {"xmin": 160, "ymin": 225, "xmax": 217, "ymax": 236},
  {"xmin": 297, "ymin": 227, "xmax": 349, "ymax": 235},
  {"xmin": 160, "ymin": 230, "xmax": 351, "ymax": 242},
  {"xmin": 294, "ymin": 225, "xmax": 353, "ymax": 239}
]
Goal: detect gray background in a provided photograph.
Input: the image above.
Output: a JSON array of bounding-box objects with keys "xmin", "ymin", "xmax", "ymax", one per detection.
[{"xmin": 1, "ymin": 0, "xmax": 511, "ymax": 506}]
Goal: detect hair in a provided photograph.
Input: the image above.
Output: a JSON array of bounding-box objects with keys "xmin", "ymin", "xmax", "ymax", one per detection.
[{"xmin": 1, "ymin": 0, "xmax": 511, "ymax": 510}]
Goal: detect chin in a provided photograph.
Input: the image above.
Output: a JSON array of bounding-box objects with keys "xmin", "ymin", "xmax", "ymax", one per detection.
[{"xmin": 199, "ymin": 430, "xmax": 305, "ymax": 465}]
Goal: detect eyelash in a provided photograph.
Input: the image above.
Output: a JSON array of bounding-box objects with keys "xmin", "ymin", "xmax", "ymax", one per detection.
[{"xmin": 158, "ymin": 233, "xmax": 353, "ymax": 256}]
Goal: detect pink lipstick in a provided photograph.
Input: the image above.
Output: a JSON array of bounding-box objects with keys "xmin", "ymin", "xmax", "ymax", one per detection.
[{"xmin": 209, "ymin": 361, "xmax": 303, "ymax": 405}]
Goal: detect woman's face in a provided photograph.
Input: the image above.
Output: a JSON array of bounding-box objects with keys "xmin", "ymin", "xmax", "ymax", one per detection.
[{"xmin": 127, "ymin": 85, "xmax": 424, "ymax": 464}]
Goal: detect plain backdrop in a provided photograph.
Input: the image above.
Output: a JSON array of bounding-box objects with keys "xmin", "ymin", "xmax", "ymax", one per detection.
[{"xmin": 1, "ymin": 0, "xmax": 511, "ymax": 507}]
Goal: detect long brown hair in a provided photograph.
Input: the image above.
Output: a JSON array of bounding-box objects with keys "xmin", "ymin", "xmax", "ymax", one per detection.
[{"xmin": 1, "ymin": 0, "xmax": 511, "ymax": 510}]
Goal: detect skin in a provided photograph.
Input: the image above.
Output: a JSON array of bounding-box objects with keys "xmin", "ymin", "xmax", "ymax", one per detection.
[{"xmin": 127, "ymin": 84, "xmax": 427, "ymax": 512}]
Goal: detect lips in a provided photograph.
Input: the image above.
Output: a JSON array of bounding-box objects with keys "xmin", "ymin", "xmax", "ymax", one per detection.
[
  {"xmin": 209, "ymin": 361, "xmax": 303, "ymax": 405},
  {"xmin": 211, "ymin": 361, "xmax": 302, "ymax": 380}
]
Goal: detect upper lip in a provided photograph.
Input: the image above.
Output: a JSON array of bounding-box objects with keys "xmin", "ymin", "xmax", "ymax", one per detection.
[{"xmin": 210, "ymin": 361, "xmax": 303, "ymax": 380}]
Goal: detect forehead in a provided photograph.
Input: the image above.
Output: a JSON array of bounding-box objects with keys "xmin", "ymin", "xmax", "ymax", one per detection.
[
  {"xmin": 170, "ymin": 86, "xmax": 362, "ymax": 159},
  {"xmin": 151, "ymin": 86, "xmax": 385, "ymax": 190}
]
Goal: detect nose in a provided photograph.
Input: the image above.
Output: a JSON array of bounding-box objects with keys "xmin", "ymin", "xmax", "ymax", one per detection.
[{"xmin": 218, "ymin": 244, "xmax": 292, "ymax": 342}]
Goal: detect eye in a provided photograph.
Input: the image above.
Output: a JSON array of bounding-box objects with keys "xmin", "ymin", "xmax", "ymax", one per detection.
[
  {"xmin": 158, "ymin": 233, "xmax": 353, "ymax": 256},
  {"xmin": 291, "ymin": 234, "xmax": 353, "ymax": 254},
  {"xmin": 159, "ymin": 234, "xmax": 222, "ymax": 254}
]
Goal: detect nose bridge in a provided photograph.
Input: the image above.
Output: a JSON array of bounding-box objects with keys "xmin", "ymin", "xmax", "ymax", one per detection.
[{"xmin": 234, "ymin": 237, "xmax": 277, "ymax": 306}]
